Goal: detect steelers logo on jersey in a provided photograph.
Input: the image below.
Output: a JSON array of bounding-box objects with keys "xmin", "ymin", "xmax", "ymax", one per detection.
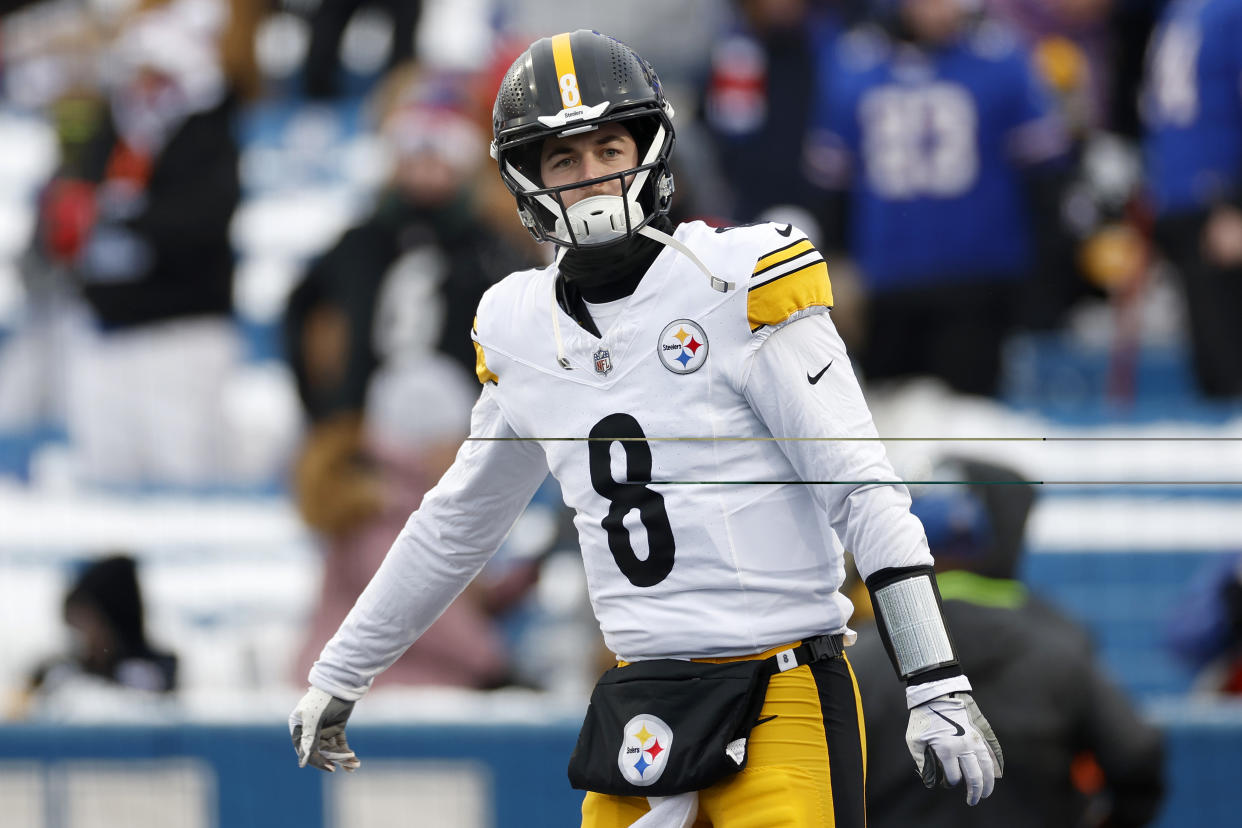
[
  {"xmin": 618, "ymin": 714, "xmax": 674, "ymax": 787},
  {"xmin": 657, "ymin": 319, "xmax": 709, "ymax": 374}
]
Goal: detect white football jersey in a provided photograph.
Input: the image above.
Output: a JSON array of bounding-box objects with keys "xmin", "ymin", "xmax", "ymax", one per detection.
[{"xmin": 310, "ymin": 221, "xmax": 932, "ymax": 699}]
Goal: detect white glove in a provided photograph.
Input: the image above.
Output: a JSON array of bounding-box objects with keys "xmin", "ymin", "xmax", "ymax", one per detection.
[
  {"xmin": 906, "ymin": 692, "xmax": 1003, "ymax": 806},
  {"xmin": 289, "ymin": 687, "xmax": 361, "ymax": 773}
]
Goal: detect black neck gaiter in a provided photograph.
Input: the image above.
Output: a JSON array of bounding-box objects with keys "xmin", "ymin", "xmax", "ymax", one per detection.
[{"xmin": 555, "ymin": 217, "xmax": 673, "ymax": 335}]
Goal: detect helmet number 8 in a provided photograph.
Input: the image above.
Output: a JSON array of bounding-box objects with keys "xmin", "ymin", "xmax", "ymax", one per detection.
[{"xmin": 559, "ymin": 73, "xmax": 581, "ymax": 108}]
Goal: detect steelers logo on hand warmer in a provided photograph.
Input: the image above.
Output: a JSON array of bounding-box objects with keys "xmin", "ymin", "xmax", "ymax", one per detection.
[{"xmin": 618, "ymin": 714, "xmax": 674, "ymax": 786}]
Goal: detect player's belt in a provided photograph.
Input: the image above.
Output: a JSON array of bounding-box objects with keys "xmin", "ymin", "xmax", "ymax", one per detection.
[
  {"xmin": 772, "ymin": 633, "xmax": 845, "ymax": 673},
  {"xmin": 690, "ymin": 634, "xmax": 846, "ymax": 673}
]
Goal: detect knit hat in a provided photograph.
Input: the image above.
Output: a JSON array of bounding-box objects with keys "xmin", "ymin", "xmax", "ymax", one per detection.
[{"xmin": 64, "ymin": 554, "xmax": 152, "ymax": 658}]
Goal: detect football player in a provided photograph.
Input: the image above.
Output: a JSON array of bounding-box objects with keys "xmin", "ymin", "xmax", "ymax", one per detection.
[{"xmin": 290, "ymin": 29, "xmax": 1002, "ymax": 827}]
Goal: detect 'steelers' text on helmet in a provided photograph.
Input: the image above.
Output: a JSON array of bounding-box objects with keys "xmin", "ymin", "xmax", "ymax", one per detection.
[{"xmin": 490, "ymin": 30, "xmax": 676, "ymax": 248}]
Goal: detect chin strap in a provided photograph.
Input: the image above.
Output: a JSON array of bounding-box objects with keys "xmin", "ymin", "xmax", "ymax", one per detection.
[
  {"xmin": 638, "ymin": 224, "xmax": 734, "ymax": 293},
  {"xmin": 550, "ymin": 247, "xmax": 573, "ymax": 370}
]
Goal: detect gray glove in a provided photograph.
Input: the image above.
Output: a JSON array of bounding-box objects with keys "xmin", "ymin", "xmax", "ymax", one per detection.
[
  {"xmin": 289, "ymin": 687, "xmax": 361, "ymax": 773},
  {"xmin": 906, "ymin": 692, "xmax": 1003, "ymax": 806}
]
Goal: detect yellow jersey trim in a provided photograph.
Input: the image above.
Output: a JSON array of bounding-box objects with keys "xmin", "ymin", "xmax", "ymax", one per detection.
[
  {"xmin": 747, "ymin": 259, "xmax": 834, "ymax": 331},
  {"xmin": 472, "ymin": 317, "xmax": 498, "ymax": 385}
]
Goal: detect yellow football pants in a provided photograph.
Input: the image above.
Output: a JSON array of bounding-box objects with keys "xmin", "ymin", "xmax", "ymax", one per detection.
[{"xmin": 581, "ymin": 646, "xmax": 868, "ymax": 828}]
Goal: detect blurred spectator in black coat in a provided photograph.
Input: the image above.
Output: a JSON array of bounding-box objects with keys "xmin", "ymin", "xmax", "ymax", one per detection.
[
  {"xmin": 29, "ymin": 0, "xmax": 244, "ymax": 486},
  {"xmin": 21, "ymin": 554, "xmax": 177, "ymax": 718},
  {"xmin": 699, "ymin": 0, "xmax": 857, "ymax": 226},
  {"xmin": 848, "ymin": 457, "xmax": 1165, "ymax": 828},
  {"xmin": 285, "ymin": 67, "xmax": 538, "ymax": 428}
]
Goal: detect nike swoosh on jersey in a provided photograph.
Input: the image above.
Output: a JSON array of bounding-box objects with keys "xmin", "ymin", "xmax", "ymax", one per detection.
[
  {"xmin": 776, "ymin": 223, "xmax": 793, "ymax": 237},
  {"xmin": 807, "ymin": 360, "xmax": 833, "ymax": 385},
  {"xmin": 931, "ymin": 708, "xmax": 966, "ymax": 736},
  {"xmin": 754, "ymin": 714, "xmax": 779, "ymax": 726}
]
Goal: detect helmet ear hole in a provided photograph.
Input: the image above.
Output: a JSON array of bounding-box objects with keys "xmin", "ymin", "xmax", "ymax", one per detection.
[{"xmin": 657, "ymin": 170, "xmax": 675, "ymax": 205}]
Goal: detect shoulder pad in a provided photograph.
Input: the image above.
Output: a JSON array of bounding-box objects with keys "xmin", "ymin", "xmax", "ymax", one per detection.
[
  {"xmin": 470, "ymin": 265, "xmax": 549, "ymax": 385},
  {"xmin": 744, "ymin": 224, "xmax": 834, "ymax": 332}
]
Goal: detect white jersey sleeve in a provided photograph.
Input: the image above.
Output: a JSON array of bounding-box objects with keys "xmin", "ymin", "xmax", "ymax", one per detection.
[
  {"xmin": 308, "ymin": 384, "xmax": 549, "ymax": 700},
  {"xmin": 741, "ymin": 310, "xmax": 933, "ymax": 580}
]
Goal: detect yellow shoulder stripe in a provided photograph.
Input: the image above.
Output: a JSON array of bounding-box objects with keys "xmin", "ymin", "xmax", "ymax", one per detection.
[
  {"xmin": 747, "ymin": 260, "xmax": 834, "ymax": 331},
  {"xmin": 754, "ymin": 239, "xmax": 815, "ymax": 276},
  {"xmin": 472, "ymin": 317, "xmax": 498, "ymax": 385}
]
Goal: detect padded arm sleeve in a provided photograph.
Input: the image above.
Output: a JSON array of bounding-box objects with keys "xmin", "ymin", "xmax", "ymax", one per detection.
[{"xmin": 865, "ymin": 565, "xmax": 964, "ymax": 689}]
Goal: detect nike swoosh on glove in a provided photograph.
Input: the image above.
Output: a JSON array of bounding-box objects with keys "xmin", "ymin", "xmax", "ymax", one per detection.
[
  {"xmin": 906, "ymin": 692, "xmax": 1003, "ymax": 806},
  {"xmin": 289, "ymin": 687, "xmax": 361, "ymax": 772}
]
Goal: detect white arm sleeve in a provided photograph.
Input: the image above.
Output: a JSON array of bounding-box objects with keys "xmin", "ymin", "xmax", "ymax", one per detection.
[
  {"xmin": 309, "ymin": 385, "xmax": 550, "ymax": 700},
  {"xmin": 741, "ymin": 311, "xmax": 934, "ymax": 580}
]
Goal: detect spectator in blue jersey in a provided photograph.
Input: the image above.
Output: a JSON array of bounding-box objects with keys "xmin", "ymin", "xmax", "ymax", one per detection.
[
  {"xmin": 1167, "ymin": 552, "xmax": 1242, "ymax": 695},
  {"xmin": 805, "ymin": 0, "xmax": 1069, "ymax": 396},
  {"xmin": 1142, "ymin": 0, "xmax": 1242, "ymax": 399}
]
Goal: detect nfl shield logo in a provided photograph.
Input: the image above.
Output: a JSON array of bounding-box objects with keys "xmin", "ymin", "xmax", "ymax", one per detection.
[{"xmin": 593, "ymin": 348, "xmax": 613, "ymax": 376}]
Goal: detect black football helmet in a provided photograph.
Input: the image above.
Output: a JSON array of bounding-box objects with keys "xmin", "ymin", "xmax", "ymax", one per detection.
[{"xmin": 490, "ymin": 30, "xmax": 676, "ymax": 248}]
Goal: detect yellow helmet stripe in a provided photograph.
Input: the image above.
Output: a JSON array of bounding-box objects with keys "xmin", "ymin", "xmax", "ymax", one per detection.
[{"xmin": 550, "ymin": 32, "xmax": 581, "ymax": 110}]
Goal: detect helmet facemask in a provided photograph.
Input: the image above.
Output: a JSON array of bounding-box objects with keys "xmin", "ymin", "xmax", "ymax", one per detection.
[{"xmin": 495, "ymin": 110, "xmax": 675, "ymax": 248}]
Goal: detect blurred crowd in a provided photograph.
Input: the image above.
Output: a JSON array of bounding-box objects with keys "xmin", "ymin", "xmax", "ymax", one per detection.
[
  {"xmin": 0, "ymin": 0, "xmax": 1237, "ymax": 482},
  {"xmin": 0, "ymin": 1, "xmax": 1240, "ymax": 822}
]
